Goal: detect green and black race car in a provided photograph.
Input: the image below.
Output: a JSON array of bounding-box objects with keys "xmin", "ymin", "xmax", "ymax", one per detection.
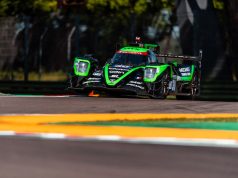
[{"xmin": 69, "ymin": 38, "xmax": 202, "ymax": 99}]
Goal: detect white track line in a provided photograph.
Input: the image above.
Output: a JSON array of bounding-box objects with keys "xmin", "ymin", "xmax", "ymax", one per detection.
[{"xmin": 1, "ymin": 131, "xmax": 238, "ymax": 148}]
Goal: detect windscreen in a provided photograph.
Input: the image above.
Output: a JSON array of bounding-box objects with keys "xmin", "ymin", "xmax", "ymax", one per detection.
[{"xmin": 111, "ymin": 53, "xmax": 147, "ymax": 66}]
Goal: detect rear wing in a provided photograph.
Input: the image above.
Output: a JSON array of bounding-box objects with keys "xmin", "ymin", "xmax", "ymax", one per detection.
[
  {"xmin": 156, "ymin": 50, "xmax": 202, "ymax": 70},
  {"xmin": 156, "ymin": 50, "xmax": 202, "ymax": 62}
]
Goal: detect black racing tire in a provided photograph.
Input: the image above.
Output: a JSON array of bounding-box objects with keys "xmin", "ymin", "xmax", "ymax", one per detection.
[
  {"xmin": 176, "ymin": 71, "xmax": 199, "ymax": 100},
  {"xmin": 151, "ymin": 70, "xmax": 170, "ymax": 99}
]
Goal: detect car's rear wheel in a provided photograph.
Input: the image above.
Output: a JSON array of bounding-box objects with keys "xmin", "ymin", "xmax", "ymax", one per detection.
[{"xmin": 176, "ymin": 71, "xmax": 199, "ymax": 100}]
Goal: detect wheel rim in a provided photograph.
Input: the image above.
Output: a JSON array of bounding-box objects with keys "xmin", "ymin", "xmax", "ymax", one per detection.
[
  {"xmin": 160, "ymin": 71, "xmax": 169, "ymax": 97},
  {"xmin": 151, "ymin": 71, "xmax": 170, "ymax": 98}
]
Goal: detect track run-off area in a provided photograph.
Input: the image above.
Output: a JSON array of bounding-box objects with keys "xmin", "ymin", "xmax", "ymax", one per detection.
[
  {"xmin": 1, "ymin": 95, "xmax": 238, "ymax": 178},
  {"xmin": 0, "ymin": 95, "xmax": 238, "ymax": 146}
]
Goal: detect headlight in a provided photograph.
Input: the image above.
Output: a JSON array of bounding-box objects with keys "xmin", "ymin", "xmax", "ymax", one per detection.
[
  {"xmin": 144, "ymin": 68, "xmax": 158, "ymax": 79},
  {"xmin": 76, "ymin": 62, "xmax": 89, "ymax": 73},
  {"xmin": 74, "ymin": 59, "xmax": 90, "ymax": 76}
]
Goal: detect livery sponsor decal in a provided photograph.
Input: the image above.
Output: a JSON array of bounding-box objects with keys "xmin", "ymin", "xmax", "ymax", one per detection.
[
  {"xmin": 126, "ymin": 81, "xmax": 144, "ymax": 89},
  {"xmin": 111, "ymin": 75, "xmax": 119, "ymax": 78},
  {"xmin": 88, "ymin": 77, "xmax": 100, "ymax": 81},
  {"xmin": 109, "ymin": 68, "xmax": 129, "ymax": 71},
  {"xmin": 181, "ymin": 73, "xmax": 191, "ymax": 76},
  {"xmin": 83, "ymin": 81, "xmax": 101, "ymax": 84},
  {"xmin": 109, "ymin": 71, "xmax": 125, "ymax": 74},
  {"xmin": 113, "ymin": 65, "xmax": 131, "ymax": 68},
  {"xmin": 126, "ymin": 83, "xmax": 145, "ymax": 90},
  {"xmin": 92, "ymin": 72, "xmax": 102, "ymax": 77},
  {"xmin": 129, "ymin": 81, "xmax": 143, "ymax": 85},
  {"xmin": 179, "ymin": 67, "xmax": 191, "ymax": 76},
  {"xmin": 83, "ymin": 77, "xmax": 101, "ymax": 84}
]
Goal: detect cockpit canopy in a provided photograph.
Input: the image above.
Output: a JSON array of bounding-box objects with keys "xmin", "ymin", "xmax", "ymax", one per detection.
[
  {"xmin": 110, "ymin": 47, "xmax": 161, "ymax": 66},
  {"xmin": 111, "ymin": 53, "xmax": 147, "ymax": 66}
]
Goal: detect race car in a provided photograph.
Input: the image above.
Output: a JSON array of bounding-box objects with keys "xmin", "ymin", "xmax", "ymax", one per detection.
[{"xmin": 69, "ymin": 38, "xmax": 202, "ymax": 99}]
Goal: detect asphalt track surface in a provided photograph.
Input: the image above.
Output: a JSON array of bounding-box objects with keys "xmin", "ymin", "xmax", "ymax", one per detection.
[
  {"xmin": 1, "ymin": 96, "xmax": 238, "ymax": 178},
  {"xmin": 1, "ymin": 137, "xmax": 238, "ymax": 178},
  {"xmin": 0, "ymin": 95, "xmax": 238, "ymax": 114}
]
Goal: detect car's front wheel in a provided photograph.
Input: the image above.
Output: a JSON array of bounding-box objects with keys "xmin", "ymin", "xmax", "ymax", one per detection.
[{"xmin": 151, "ymin": 70, "xmax": 170, "ymax": 99}]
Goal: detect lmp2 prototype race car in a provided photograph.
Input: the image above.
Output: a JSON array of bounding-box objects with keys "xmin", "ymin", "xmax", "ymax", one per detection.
[{"xmin": 69, "ymin": 38, "xmax": 202, "ymax": 99}]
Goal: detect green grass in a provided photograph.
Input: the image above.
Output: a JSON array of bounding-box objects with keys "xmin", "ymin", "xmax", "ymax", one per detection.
[
  {"xmin": 0, "ymin": 71, "xmax": 67, "ymax": 81},
  {"xmin": 48, "ymin": 118, "xmax": 238, "ymax": 131}
]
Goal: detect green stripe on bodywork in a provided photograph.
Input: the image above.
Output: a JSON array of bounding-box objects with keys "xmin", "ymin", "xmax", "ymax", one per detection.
[
  {"xmin": 104, "ymin": 64, "xmax": 144, "ymax": 86},
  {"xmin": 73, "ymin": 58, "xmax": 91, "ymax": 76},
  {"xmin": 180, "ymin": 65, "xmax": 195, "ymax": 81},
  {"xmin": 144, "ymin": 65, "xmax": 170, "ymax": 83}
]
